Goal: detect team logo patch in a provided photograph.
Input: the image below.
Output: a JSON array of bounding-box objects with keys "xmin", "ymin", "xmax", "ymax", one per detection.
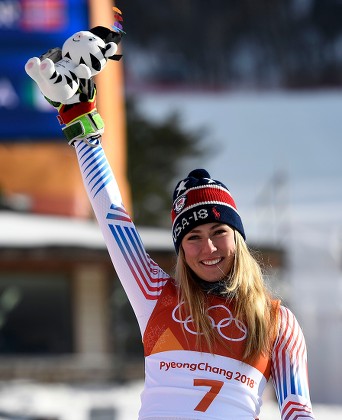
[
  {"xmin": 174, "ymin": 195, "xmax": 187, "ymax": 213},
  {"xmin": 212, "ymin": 206, "xmax": 221, "ymax": 220}
]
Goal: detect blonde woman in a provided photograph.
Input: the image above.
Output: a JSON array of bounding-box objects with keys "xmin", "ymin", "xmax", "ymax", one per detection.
[{"xmin": 27, "ymin": 48, "xmax": 315, "ymax": 419}]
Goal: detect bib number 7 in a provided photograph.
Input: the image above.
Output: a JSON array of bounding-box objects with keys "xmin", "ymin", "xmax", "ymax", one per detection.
[{"xmin": 193, "ymin": 379, "xmax": 224, "ymax": 412}]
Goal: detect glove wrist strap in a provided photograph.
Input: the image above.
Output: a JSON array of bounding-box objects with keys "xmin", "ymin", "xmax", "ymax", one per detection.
[{"xmin": 62, "ymin": 110, "xmax": 104, "ymax": 146}]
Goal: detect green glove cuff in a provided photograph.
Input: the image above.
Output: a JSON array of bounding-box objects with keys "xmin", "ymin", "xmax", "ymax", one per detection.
[{"xmin": 62, "ymin": 110, "xmax": 104, "ymax": 146}]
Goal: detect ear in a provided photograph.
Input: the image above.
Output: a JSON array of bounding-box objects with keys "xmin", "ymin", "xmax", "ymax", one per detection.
[
  {"xmin": 108, "ymin": 54, "xmax": 123, "ymax": 61},
  {"xmin": 104, "ymin": 42, "xmax": 118, "ymax": 58},
  {"xmin": 90, "ymin": 26, "xmax": 122, "ymax": 45}
]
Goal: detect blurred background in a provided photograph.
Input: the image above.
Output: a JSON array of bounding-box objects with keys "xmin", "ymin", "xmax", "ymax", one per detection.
[{"xmin": 0, "ymin": 0, "xmax": 342, "ymax": 418}]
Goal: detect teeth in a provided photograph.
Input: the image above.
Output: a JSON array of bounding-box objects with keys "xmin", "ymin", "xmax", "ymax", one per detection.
[{"xmin": 202, "ymin": 258, "xmax": 221, "ymax": 266}]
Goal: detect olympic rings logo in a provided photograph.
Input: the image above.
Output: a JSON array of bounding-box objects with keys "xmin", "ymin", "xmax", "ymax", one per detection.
[{"xmin": 172, "ymin": 302, "xmax": 247, "ymax": 342}]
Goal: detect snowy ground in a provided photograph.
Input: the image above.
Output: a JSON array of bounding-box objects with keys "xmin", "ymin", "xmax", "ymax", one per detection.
[{"xmin": 0, "ymin": 380, "xmax": 341, "ymax": 420}]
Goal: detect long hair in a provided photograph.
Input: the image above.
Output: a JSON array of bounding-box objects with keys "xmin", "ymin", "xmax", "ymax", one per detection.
[{"xmin": 174, "ymin": 231, "xmax": 278, "ymax": 361}]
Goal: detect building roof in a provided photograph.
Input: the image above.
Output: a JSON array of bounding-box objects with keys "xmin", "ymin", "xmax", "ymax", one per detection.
[{"xmin": 0, "ymin": 211, "xmax": 174, "ymax": 252}]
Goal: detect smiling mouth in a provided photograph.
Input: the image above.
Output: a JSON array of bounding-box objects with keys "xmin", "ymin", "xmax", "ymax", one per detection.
[
  {"xmin": 72, "ymin": 38, "xmax": 80, "ymax": 42},
  {"xmin": 201, "ymin": 258, "xmax": 222, "ymax": 266}
]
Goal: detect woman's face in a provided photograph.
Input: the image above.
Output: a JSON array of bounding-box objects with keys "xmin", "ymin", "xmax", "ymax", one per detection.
[{"xmin": 181, "ymin": 223, "xmax": 236, "ymax": 282}]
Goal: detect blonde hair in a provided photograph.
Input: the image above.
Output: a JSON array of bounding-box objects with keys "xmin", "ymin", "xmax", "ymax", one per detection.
[{"xmin": 174, "ymin": 231, "xmax": 277, "ymax": 361}]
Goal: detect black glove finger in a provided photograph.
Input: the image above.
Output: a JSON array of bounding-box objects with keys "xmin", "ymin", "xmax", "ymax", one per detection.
[{"xmin": 39, "ymin": 47, "xmax": 62, "ymax": 63}]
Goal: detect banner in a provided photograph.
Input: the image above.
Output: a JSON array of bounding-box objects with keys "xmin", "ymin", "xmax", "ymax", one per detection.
[{"xmin": 0, "ymin": 0, "xmax": 89, "ymax": 140}]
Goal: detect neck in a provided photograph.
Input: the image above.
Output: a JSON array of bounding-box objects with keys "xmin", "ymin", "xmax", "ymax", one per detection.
[{"xmin": 196, "ymin": 277, "xmax": 228, "ymax": 296}]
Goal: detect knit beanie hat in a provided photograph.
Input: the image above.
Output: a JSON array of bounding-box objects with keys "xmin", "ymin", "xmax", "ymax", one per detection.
[{"xmin": 171, "ymin": 169, "xmax": 245, "ymax": 253}]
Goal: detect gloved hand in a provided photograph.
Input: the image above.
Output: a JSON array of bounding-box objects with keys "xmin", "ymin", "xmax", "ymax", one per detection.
[
  {"xmin": 27, "ymin": 22, "xmax": 124, "ymax": 146},
  {"xmin": 40, "ymin": 47, "xmax": 104, "ymax": 147}
]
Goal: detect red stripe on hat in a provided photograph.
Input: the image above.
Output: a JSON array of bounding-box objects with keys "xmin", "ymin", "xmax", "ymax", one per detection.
[
  {"xmin": 185, "ymin": 185, "xmax": 237, "ymax": 209},
  {"xmin": 171, "ymin": 185, "xmax": 238, "ymax": 222}
]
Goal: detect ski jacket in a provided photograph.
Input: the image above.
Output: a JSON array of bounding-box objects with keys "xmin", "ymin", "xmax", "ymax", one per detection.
[{"xmin": 75, "ymin": 141, "xmax": 315, "ymax": 420}]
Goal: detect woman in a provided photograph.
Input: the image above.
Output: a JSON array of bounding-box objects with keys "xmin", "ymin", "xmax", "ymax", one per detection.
[
  {"xmin": 71, "ymin": 123, "xmax": 315, "ymax": 420},
  {"xmin": 30, "ymin": 55, "xmax": 315, "ymax": 418}
]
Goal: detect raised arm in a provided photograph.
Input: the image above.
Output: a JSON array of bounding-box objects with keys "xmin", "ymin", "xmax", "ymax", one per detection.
[
  {"xmin": 25, "ymin": 25, "xmax": 170, "ymax": 335},
  {"xmin": 74, "ymin": 138, "xmax": 170, "ymax": 334},
  {"xmin": 271, "ymin": 306, "xmax": 315, "ymax": 419}
]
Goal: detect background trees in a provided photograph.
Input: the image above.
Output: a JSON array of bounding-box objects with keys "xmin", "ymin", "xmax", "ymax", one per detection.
[
  {"xmin": 126, "ymin": 98, "xmax": 206, "ymax": 226},
  {"xmin": 122, "ymin": 0, "xmax": 342, "ymax": 88}
]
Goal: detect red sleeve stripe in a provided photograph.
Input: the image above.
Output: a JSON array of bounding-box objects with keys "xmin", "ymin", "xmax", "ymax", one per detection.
[
  {"xmin": 282, "ymin": 400, "xmax": 314, "ymax": 419},
  {"xmin": 108, "ymin": 223, "xmax": 168, "ymax": 300},
  {"xmin": 271, "ymin": 307, "xmax": 314, "ymax": 418}
]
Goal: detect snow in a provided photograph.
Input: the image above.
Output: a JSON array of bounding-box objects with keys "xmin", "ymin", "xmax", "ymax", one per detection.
[{"xmin": 0, "ymin": 212, "xmax": 173, "ymax": 251}]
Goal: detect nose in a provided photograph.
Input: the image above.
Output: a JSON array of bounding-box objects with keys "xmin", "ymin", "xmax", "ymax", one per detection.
[{"xmin": 203, "ymin": 237, "xmax": 217, "ymax": 253}]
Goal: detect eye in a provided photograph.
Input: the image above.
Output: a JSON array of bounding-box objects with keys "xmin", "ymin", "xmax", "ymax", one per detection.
[
  {"xmin": 212, "ymin": 226, "xmax": 231, "ymax": 238},
  {"xmin": 185, "ymin": 234, "xmax": 201, "ymax": 241}
]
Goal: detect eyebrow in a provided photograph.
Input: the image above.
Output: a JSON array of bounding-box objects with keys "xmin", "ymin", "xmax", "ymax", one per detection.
[{"xmin": 188, "ymin": 223, "xmax": 224, "ymax": 234}]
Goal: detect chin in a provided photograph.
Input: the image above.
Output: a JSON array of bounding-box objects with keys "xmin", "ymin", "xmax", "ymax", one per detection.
[
  {"xmin": 202, "ymin": 278, "xmax": 221, "ymax": 283},
  {"xmin": 198, "ymin": 273, "xmax": 226, "ymax": 283}
]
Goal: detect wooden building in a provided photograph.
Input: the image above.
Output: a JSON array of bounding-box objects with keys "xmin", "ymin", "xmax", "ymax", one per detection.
[{"xmin": 0, "ymin": 211, "xmax": 285, "ymax": 383}]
